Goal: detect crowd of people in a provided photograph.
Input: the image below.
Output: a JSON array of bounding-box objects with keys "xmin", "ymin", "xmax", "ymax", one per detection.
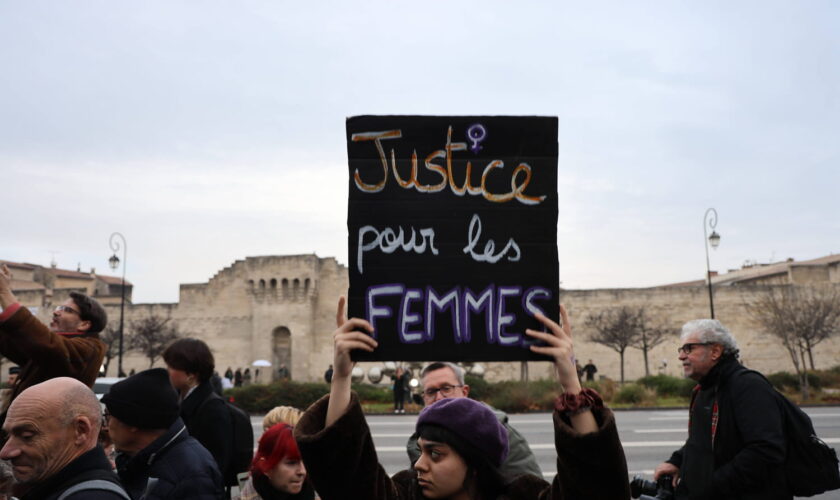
[{"xmin": 0, "ymin": 262, "xmax": 822, "ymax": 499}]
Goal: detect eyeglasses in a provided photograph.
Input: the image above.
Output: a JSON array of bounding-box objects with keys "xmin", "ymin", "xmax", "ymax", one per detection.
[
  {"xmin": 678, "ymin": 343, "xmax": 711, "ymax": 355},
  {"xmin": 54, "ymin": 305, "xmax": 81, "ymax": 315},
  {"xmin": 422, "ymin": 384, "xmax": 463, "ymax": 401}
]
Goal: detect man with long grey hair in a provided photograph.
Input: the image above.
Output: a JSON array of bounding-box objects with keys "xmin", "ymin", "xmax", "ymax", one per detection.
[{"xmin": 653, "ymin": 319, "xmax": 791, "ymax": 499}]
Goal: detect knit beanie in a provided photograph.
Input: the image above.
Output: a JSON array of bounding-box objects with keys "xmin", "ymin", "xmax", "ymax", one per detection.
[
  {"xmin": 101, "ymin": 368, "xmax": 180, "ymax": 429},
  {"xmin": 416, "ymin": 397, "xmax": 509, "ymax": 467}
]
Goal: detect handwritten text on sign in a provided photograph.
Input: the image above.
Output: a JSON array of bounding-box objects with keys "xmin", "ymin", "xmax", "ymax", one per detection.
[{"xmin": 347, "ymin": 116, "xmax": 559, "ymax": 362}]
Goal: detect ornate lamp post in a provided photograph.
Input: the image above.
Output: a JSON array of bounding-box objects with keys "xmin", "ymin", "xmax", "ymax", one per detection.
[
  {"xmin": 703, "ymin": 208, "xmax": 721, "ymax": 318},
  {"xmin": 108, "ymin": 232, "xmax": 127, "ymax": 377}
]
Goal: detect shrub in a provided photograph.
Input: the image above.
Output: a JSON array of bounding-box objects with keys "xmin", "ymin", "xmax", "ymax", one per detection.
[
  {"xmin": 766, "ymin": 371, "xmax": 822, "ymax": 391},
  {"xmin": 483, "ymin": 379, "xmax": 556, "ymax": 412},
  {"xmin": 583, "ymin": 378, "xmax": 617, "ymax": 402},
  {"xmin": 226, "ymin": 380, "xmax": 393, "ymax": 413},
  {"xmin": 613, "ymin": 384, "xmax": 656, "ymax": 405},
  {"xmin": 815, "ymin": 366, "xmax": 840, "ymax": 388},
  {"xmin": 465, "ymin": 375, "xmax": 490, "ymax": 401},
  {"xmin": 638, "ymin": 375, "xmax": 696, "ymax": 398}
]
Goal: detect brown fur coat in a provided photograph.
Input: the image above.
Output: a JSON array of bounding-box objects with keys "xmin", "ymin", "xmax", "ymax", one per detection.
[
  {"xmin": 295, "ymin": 393, "xmax": 630, "ymax": 500},
  {"xmin": 0, "ymin": 305, "xmax": 105, "ymax": 421}
]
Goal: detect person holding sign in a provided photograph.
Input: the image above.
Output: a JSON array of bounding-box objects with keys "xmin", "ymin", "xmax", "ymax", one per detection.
[{"xmin": 293, "ymin": 298, "xmax": 630, "ymax": 499}]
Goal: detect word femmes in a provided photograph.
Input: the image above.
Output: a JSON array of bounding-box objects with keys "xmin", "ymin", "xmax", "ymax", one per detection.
[
  {"xmin": 365, "ymin": 283, "xmax": 552, "ymax": 346},
  {"xmin": 351, "ymin": 127, "xmax": 546, "ymax": 205}
]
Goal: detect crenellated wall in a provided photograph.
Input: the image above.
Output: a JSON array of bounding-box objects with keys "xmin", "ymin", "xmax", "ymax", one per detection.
[{"xmin": 94, "ymin": 255, "xmax": 840, "ymax": 384}]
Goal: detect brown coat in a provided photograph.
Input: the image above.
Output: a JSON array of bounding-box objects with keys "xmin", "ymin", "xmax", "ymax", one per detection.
[
  {"xmin": 295, "ymin": 393, "xmax": 630, "ymax": 500},
  {"xmin": 0, "ymin": 305, "xmax": 105, "ymax": 421}
]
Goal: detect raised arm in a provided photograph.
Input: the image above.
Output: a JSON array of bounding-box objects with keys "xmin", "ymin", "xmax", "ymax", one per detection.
[
  {"xmin": 325, "ymin": 296, "xmax": 377, "ymax": 428},
  {"xmin": 526, "ymin": 304, "xmax": 597, "ymax": 433},
  {"xmin": 0, "ymin": 265, "xmax": 18, "ymax": 311}
]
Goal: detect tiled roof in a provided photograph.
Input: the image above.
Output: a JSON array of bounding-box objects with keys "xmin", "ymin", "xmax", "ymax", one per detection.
[
  {"xmin": 0, "ymin": 260, "xmax": 36, "ymax": 270},
  {"xmin": 98, "ymin": 275, "xmax": 133, "ymax": 286},
  {"xmin": 52, "ymin": 268, "xmax": 95, "ymax": 279}
]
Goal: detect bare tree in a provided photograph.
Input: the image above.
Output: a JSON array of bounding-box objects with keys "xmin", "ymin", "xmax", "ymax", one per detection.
[
  {"xmin": 585, "ymin": 307, "xmax": 641, "ymax": 383},
  {"xmin": 746, "ymin": 285, "xmax": 840, "ymax": 399},
  {"xmin": 632, "ymin": 309, "xmax": 672, "ymax": 377},
  {"xmin": 128, "ymin": 316, "xmax": 182, "ymax": 368}
]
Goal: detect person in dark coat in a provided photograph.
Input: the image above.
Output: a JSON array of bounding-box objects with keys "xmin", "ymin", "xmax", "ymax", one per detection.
[
  {"xmin": 654, "ymin": 319, "xmax": 790, "ymax": 499},
  {"xmin": 102, "ymin": 368, "xmax": 224, "ymax": 500},
  {"xmin": 391, "ymin": 367, "xmax": 409, "ymax": 414},
  {"xmin": 294, "ymin": 298, "xmax": 630, "ymax": 500},
  {"xmin": 581, "ymin": 360, "xmax": 598, "ymax": 382},
  {"xmin": 163, "ymin": 338, "xmax": 233, "ymax": 486},
  {"xmin": 0, "ymin": 377, "xmax": 129, "ymax": 500},
  {"xmin": 234, "ymin": 368, "xmax": 243, "ymax": 387}
]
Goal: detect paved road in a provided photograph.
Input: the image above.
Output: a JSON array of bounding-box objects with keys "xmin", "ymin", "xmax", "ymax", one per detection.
[{"xmin": 253, "ymin": 405, "xmax": 840, "ymax": 499}]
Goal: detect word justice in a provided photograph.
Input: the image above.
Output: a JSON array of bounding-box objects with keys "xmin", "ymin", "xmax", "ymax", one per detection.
[
  {"xmin": 364, "ymin": 284, "xmax": 553, "ymax": 346},
  {"xmin": 351, "ymin": 127, "xmax": 546, "ymax": 206}
]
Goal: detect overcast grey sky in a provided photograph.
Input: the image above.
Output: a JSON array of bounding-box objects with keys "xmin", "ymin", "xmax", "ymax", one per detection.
[{"xmin": 2, "ymin": 1, "xmax": 838, "ymax": 303}]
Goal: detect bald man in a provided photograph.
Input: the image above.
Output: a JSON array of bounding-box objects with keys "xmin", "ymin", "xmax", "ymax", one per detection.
[{"xmin": 0, "ymin": 378, "xmax": 129, "ymax": 500}]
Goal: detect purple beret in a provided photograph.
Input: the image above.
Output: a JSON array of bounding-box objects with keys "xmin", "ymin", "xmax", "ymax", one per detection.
[{"xmin": 416, "ymin": 397, "xmax": 509, "ymax": 467}]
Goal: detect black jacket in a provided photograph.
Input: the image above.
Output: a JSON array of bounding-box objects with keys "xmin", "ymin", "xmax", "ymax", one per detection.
[
  {"xmin": 668, "ymin": 356, "xmax": 789, "ymax": 500},
  {"xmin": 19, "ymin": 446, "xmax": 127, "ymax": 500},
  {"xmin": 116, "ymin": 417, "xmax": 225, "ymax": 500},
  {"xmin": 180, "ymin": 380, "xmax": 233, "ymax": 480}
]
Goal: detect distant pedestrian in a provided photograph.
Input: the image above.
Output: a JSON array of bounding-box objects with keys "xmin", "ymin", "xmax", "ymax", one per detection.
[
  {"xmin": 234, "ymin": 368, "xmax": 243, "ymax": 387},
  {"xmin": 128, "ymin": 368, "xmax": 136, "ymax": 376},
  {"xmin": 211, "ymin": 371, "xmax": 224, "ymax": 396},
  {"xmin": 582, "ymin": 359, "xmax": 598, "ymax": 381},
  {"xmin": 224, "ymin": 366, "xmax": 234, "ymax": 382},
  {"xmin": 391, "ymin": 367, "xmax": 409, "ymax": 414},
  {"xmin": 324, "ymin": 365, "xmax": 333, "ymax": 384},
  {"xmin": 277, "ymin": 364, "xmax": 289, "ymax": 380},
  {"xmin": 243, "ymin": 368, "xmax": 252, "ymax": 386}
]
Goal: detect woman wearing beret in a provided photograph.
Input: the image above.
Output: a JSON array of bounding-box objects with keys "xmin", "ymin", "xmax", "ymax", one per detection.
[{"xmin": 294, "ymin": 299, "xmax": 630, "ymax": 500}]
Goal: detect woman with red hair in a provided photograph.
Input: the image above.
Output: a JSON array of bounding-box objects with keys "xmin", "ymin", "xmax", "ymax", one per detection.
[{"xmin": 237, "ymin": 422, "xmax": 316, "ymax": 500}]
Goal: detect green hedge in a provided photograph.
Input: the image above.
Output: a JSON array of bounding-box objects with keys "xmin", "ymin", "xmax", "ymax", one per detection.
[
  {"xmin": 638, "ymin": 375, "xmax": 696, "ymax": 398},
  {"xmin": 225, "ymin": 380, "xmax": 392, "ymax": 413},
  {"xmin": 766, "ymin": 371, "xmax": 822, "ymax": 391}
]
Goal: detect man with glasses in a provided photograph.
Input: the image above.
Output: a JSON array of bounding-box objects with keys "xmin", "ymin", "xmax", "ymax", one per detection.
[
  {"xmin": 0, "ymin": 264, "xmax": 107, "ymax": 425},
  {"xmin": 653, "ymin": 319, "xmax": 790, "ymax": 499},
  {"xmin": 405, "ymin": 361, "xmax": 542, "ymax": 483}
]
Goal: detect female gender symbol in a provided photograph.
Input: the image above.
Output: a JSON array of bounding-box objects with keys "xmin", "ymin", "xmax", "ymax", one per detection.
[{"xmin": 467, "ymin": 124, "xmax": 487, "ymax": 154}]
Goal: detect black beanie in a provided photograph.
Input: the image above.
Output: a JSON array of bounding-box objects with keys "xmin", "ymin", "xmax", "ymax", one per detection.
[{"xmin": 102, "ymin": 368, "xmax": 180, "ymax": 429}]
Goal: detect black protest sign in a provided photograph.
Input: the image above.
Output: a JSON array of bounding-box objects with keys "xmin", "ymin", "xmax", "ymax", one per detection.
[{"xmin": 347, "ymin": 115, "xmax": 558, "ymax": 362}]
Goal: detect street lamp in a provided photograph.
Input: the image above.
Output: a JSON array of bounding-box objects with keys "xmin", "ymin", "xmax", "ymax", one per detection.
[
  {"xmin": 703, "ymin": 208, "xmax": 720, "ymax": 318},
  {"xmin": 109, "ymin": 232, "xmax": 127, "ymax": 377}
]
